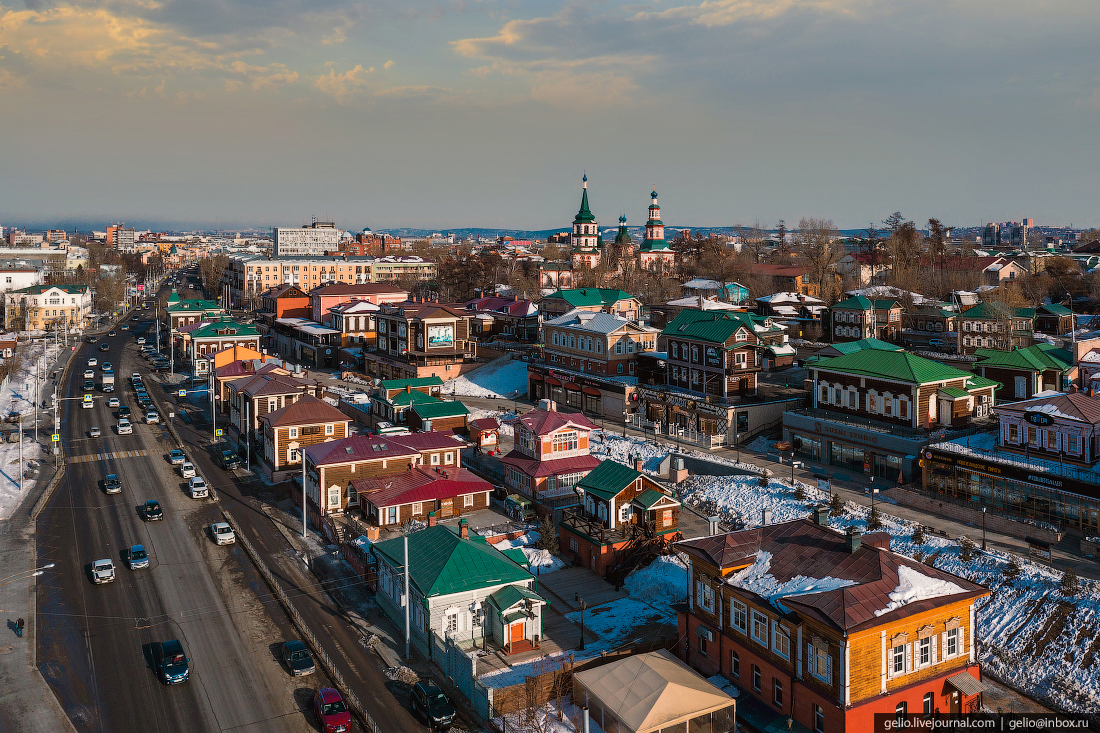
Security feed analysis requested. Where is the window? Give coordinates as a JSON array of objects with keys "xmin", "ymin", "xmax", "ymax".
[
  {"xmin": 896, "ymin": 702, "xmax": 907, "ymax": 724},
  {"xmin": 325, "ymin": 423, "xmax": 334, "ymax": 435},
  {"xmin": 731, "ymin": 600, "xmax": 747, "ymax": 632},
  {"xmin": 288, "ymin": 427, "xmax": 298, "ymax": 438},
  {"xmin": 892, "ymin": 644, "xmax": 905, "ymax": 675},
  {"xmin": 924, "ymin": 692, "xmax": 935, "ymax": 717},
  {"xmin": 773, "ymin": 623, "xmax": 790, "ymax": 659},
  {"xmin": 1028, "ymin": 426, "xmax": 1037, "ymax": 444},
  {"xmin": 444, "ymin": 451, "xmax": 454, "ymax": 464},
  {"xmin": 411, "ymin": 502, "xmax": 422, "ymax": 515},
  {"xmin": 773, "ymin": 679, "xmax": 783, "ymax": 707},
  {"xmin": 919, "ymin": 636, "xmax": 931, "ymax": 666},
  {"xmin": 1069, "ymin": 435, "xmax": 1081, "ymax": 454},
  {"xmin": 552, "ymin": 431, "xmax": 578, "ymax": 452},
  {"xmin": 813, "ymin": 704, "xmax": 825, "ymax": 733},
  {"xmin": 553, "ymin": 332, "xmax": 559, "ymax": 345},
  {"xmin": 819, "ymin": 384, "xmax": 829, "ymax": 404},
  {"xmin": 735, "ymin": 352, "xmax": 747, "ymax": 367},
  {"xmin": 1047, "ymin": 431, "xmax": 1057, "ymax": 450},
  {"xmin": 752, "ymin": 665, "xmax": 761, "ymax": 692},
  {"xmin": 616, "ymin": 342, "xmax": 623, "ymax": 354},
  {"xmin": 671, "ymin": 343, "xmax": 678, "ymax": 358},
  {"xmin": 809, "ymin": 642, "xmax": 831, "ymax": 682},
  {"xmin": 431, "ymin": 452, "xmax": 440, "ymax": 465},
  {"xmin": 617, "ymin": 363, "xmax": 623, "ymax": 374},
  {"xmin": 570, "ymin": 536, "xmax": 578, "ymax": 552},
  {"xmin": 946, "ymin": 627, "xmax": 959, "ymax": 657},
  {"xmin": 730, "ymin": 650, "xmax": 740, "ymax": 678},
  {"xmin": 464, "ymin": 494, "xmax": 474, "ymax": 507},
  {"xmin": 696, "ymin": 581, "xmax": 715, "ymax": 613},
  {"xmin": 751, "ymin": 611, "xmax": 769, "ymax": 646},
  {"xmin": 446, "ymin": 612, "xmax": 458, "ymax": 634},
  {"xmin": 698, "ymin": 634, "xmax": 708, "ymax": 656}
]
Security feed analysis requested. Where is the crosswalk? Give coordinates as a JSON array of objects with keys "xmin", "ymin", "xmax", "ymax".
[{"xmin": 68, "ymin": 449, "xmax": 149, "ymax": 464}]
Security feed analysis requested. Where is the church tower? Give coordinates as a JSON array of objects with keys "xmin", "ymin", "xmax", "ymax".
[
  {"xmin": 637, "ymin": 187, "xmax": 675, "ymax": 273},
  {"xmin": 570, "ymin": 174, "xmax": 602, "ymax": 269}
]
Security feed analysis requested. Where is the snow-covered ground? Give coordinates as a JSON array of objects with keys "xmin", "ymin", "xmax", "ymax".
[
  {"xmin": 0, "ymin": 339, "xmax": 57, "ymax": 520},
  {"xmin": 445, "ymin": 356, "xmax": 527, "ymax": 398},
  {"xmin": 468, "ymin": 407, "xmax": 515, "ymax": 436},
  {"xmin": 492, "ymin": 530, "xmax": 567, "ymax": 572},
  {"xmin": 588, "ymin": 431, "xmax": 763, "ymax": 475}
]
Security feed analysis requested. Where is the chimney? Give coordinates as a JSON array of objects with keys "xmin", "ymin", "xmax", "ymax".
[
  {"xmin": 761, "ymin": 508, "xmax": 771, "ymax": 526},
  {"xmin": 846, "ymin": 527, "xmax": 861, "ymax": 553},
  {"xmin": 812, "ymin": 505, "xmax": 829, "ymax": 526},
  {"xmin": 707, "ymin": 515, "xmax": 721, "ymax": 536},
  {"xmin": 428, "ymin": 511, "xmax": 437, "ymax": 527},
  {"xmin": 459, "ymin": 518, "xmax": 469, "ymax": 540},
  {"xmin": 406, "ymin": 385, "xmax": 412, "ymax": 393}
]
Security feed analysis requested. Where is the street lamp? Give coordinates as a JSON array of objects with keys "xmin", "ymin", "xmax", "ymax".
[
  {"xmin": 981, "ymin": 506, "xmax": 987, "ymax": 551},
  {"xmin": 577, "ymin": 596, "xmax": 588, "ymax": 651},
  {"xmin": 0, "ymin": 562, "xmax": 55, "ymax": 588}
]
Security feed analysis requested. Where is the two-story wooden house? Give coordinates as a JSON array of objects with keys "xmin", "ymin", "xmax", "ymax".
[
  {"xmin": 351, "ymin": 466, "xmax": 493, "ymax": 528},
  {"xmin": 499, "ymin": 406, "xmax": 601, "ymax": 512},
  {"xmin": 557, "ymin": 459, "xmax": 681, "ymax": 575},
  {"xmin": 303, "ymin": 432, "xmax": 466, "ymax": 525},
  {"xmin": 185, "ymin": 318, "xmax": 261, "ymax": 372},
  {"xmin": 959, "ymin": 302, "xmax": 1035, "ymax": 355},
  {"xmin": 677, "ymin": 514, "xmax": 989, "ymax": 733},
  {"xmin": 1034, "ymin": 303, "xmax": 1074, "ymax": 336},
  {"xmin": 165, "ymin": 296, "xmax": 224, "ymax": 331},
  {"xmin": 542, "ymin": 309, "xmax": 658, "ymax": 379},
  {"xmin": 537, "ymin": 288, "xmax": 641, "ymax": 321},
  {"xmin": 364, "ymin": 299, "xmax": 478, "ymax": 382},
  {"xmin": 783, "ymin": 349, "xmax": 998, "ymax": 482},
  {"xmin": 662, "ymin": 308, "xmax": 764, "ymax": 400},
  {"xmin": 902, "ymin": 306, "xmax": 958, "ymax": 348},
  {"xmin": 830, "ymin": 296, "xmax": 902, "ymax": 343},
  {"xmin": 225, "ymin": 368, "xmax": 320, "ymax": 462},
  {"xmin": 327, "ymin": 299, "xmax": 381, "ymax": 347},
  {"xmin": 260, "ymin": 394, "xmax": 351, "ymax": 480}
]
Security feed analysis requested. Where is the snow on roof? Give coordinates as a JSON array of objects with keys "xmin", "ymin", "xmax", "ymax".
[
  {"xmin": 725, "ymin": 550, "xmax": 856, "ymax": 611},
  {"xmin": 873, "ymin": 565, "xmax": 968, "ymax": 617}
]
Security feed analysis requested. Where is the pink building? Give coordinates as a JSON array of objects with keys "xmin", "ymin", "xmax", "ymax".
[{"xmin": 309, "ymin": 283, "xmax": 408, "ymax": 326}]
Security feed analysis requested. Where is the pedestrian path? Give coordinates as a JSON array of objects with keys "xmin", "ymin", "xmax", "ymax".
[{"xmin": 68, "ymin": 449, "xmax": 148, "ymax": 464}]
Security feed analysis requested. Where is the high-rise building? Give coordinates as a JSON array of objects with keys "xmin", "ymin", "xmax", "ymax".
[
  {"xmin": 273, "ymin": 220, "xmax": 340, "ymax": 257},
  {"xmin": 106, "ymin": 223, "xmax": 136, "ymax": 251}
]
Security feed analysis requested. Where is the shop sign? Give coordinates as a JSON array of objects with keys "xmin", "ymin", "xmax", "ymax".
[
  {"xmin": 705, "ymin": 347, "xmax": 721, "ymax": 367},
  {"xmin": 1024, "ymin": 411, "xmax": 1053, "ymax": 426},
  {"xmin": 927, "ymin": 448, "xmax": 1098, "ymax": 497}
]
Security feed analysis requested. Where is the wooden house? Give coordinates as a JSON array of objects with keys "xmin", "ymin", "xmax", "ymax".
[
  {"xmin": 351, "ymin": 466, "xmax": 492, "ymax": 527},
  {"xmin": 259, "ymin": 394, "xmax": 351, "ymax": 480}
]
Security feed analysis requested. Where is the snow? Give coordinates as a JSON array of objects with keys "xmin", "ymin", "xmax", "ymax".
[
  {"xmin": 873, "ymin": 565, "xmax": 968, "ymax": 617},
  {"xmin": 727, "ymin": 550, "xmax": 856, "ymax": 609},
  {"xmin": 468, "ymin": 407, "xmax": 515, "ymax": 436},
  {"xmin": 565, "ymin": 597, "xmax": 675, "ymax": 648},
  {"xmin": 492, "ymin": 530, "xmax": 566, "ymax": 572},
  {"xmin": 493, "ymin": 531, "xmax": 540, "ymax": 550},
  {"xmin": 935, "ymin": 432, "xmax": 1100, "ymax": 484},
  {"xmin": 0, "ymin": 339, "xmax": 54, "ymax": 520},
  {"xmin": 588, "ymin": 431, "xmax": 763, "ymax": 475},
  {"xmin": 444, "ymin": 356, "xmax": 528, "ymax": 398},
  {"xmin": 706, "ymin": 674, "xmax": 740, "ymax": 698}
]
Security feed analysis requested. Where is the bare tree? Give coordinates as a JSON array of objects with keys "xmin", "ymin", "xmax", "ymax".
[
  {"xmin": 793, "ymin": 218, "xmax": 843, "ymax": 303},
  {"xmin": 199, "ymin": 253, "xmax": 230, "ymax": 298},
  {"xmin": 743, "ymin": 222, "xmax": 770, "ymax": 264}
]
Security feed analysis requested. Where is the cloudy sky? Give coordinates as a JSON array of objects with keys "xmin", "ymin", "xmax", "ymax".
[{"xmin": 1, "ymin": 0, "xmax": 1098, "ymax": 231}]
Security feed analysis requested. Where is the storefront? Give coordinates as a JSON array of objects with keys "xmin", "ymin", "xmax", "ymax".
[
  {"xmin": 527, "ymin": 364, "xmax": 631, "ymax": 420},
  {"xmin": 783, "ymin": 410, "xmax": 921, "ymax": 483},
  {"xmin": 924, "ymin": 447, "xmax": 1100, "ymax": 533}
]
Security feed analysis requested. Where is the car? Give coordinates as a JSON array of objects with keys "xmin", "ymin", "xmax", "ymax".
[
  {"xmin": 411, "ymin": 680, "xmax": 456, "ymax": 730},
  {"xmin": 99, "ymin": 343, "xmax": 110, "ymax": 352},
  {"xmin": 180, "ymin": 462, "xmax": 195, "ymax": 478},
  {"xmin": 101, "ymin": 361, "xmax": 112, "ymax": 371},
  {"xmin": 89, "ymin": 426, "xmax": 101, "ymax": 438},
  {"xmin": 108, "ymin": 397, "xmax": 120, "ymax": 408},
  {"xmin": 87, "ymin": 358, "xmax": 98, "ymax": 367},
  {"xmin": 187, "ymin": 476, "xmax": 207, "ymax": 498},
  {"xmin": 280, "ymin": 640, "xmax": 315, "ymax": 677},
  {"xmin": 131, "ymin": 372, "xmax": 142, "ymax": 381},
  {"xmin": 121, "ymin": 324, "xmax": 129, "ymax": 331},
  {"xmin": 108, "ymin": 330, "xmax": 116, "ymax": 337},
  {"xmin": 83, "ymin": 380, "xmax": 95, "ymax": 391},
  {"xmin": 313, "ymin": 688, "xmax": 352, "ymax": 733},
  {"xmin": 116, "ymin": 418, "xmax": 133, "ymax": 435},
  {"xmin": 928, "ymin": 338, "xmax": 947, "ymax": 348},
  {"xmin": 219, "ymin": 450, "xmax": 241, "ymax": 470},
  {"xmin": 154, "ymin": 639, "xmax": 190, "ymax": 684},
  {"xmin": 131, "ymin": 315, "xmax": 140, "ymax": 321},
  {"xmin": 168, "ymin": 449, "xmax": 186, "ymax": 464},
  {"xmin": 86, "ymin": 335, "xmax": 97, "ymax": 343},
  {"xmin": 137, "ymin": 337, "xmax": 146, "ymax": 345},
  {"xmin": 143, "ymin": 499, "xmax": 164, "ymax": 520},
  {"xmin": 210, "ymin": 522, "xmax": 236, "ymax": 545},
  {"xmin": 118, "ymin": 405, "xmax": 131, "ymax": 418},
  {"xmin": 128, "ymin": 544, "xmax": 149, "ymax": 569},
  {"xmin": 145, "ymin": 409, "xmax": 159, "ymax": 424},
  {"xmin": 154, "ymin": 363, "xmax": 170, "ymax": 373},
  {"xmin": 104, "ymin": 474, "xmax": 122, "ymax": 493},
  {"xmin": 91, "ymin": 559, "xmax": 115, "ymax": 584},
  {"xmin": 84, "ymin": 369, "xmax": 95, "ymax": 379}
]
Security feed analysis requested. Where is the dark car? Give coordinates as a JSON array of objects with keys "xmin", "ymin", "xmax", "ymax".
[
  {"xmin": 99, "ymin": 343, "xmax": 110, "ymax": 352},
  {"xmin": 219, "ymin": 450, "xmax": 241, "ymax": 470},
  {"xmin": 144, "ymin": 499, "xmax": 163, "ymax": 521},
  {"xmin": 108, "ymin": 330, "xmax": 116, "ymax": 337},
  {"xmin": 313, "ymin": 688, "xmax": 351, "ymax": 733},
  {"xmin": 103, "ymin": 474, "xmax": 122, "ymax": 494},
  {"xmin": 85, "ymin": 335, "xmax": 97, "ymax": 343},
  {"xmin": 118, "ymin": 405, "xmax": 131, "ymax": 418},
  {"xmin": 411, "ymin": 680, "xmax": 456, "ymax": 730},
  {"xmin": 280, "ymin": 640, "xmax": 316, "ymax": 677},
  {"xmin": 154, "ymin": 363, "xmax": 170, "ymax": 373},
  {"xmin": 83, "ymin": 380, "xmax": 95, "ymax": 391},
  {"xmin": 155, "ymin": 639, "xmax": 190, "ymax": 684}
]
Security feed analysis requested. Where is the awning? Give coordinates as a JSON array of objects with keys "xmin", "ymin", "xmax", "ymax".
[
  {"xmin": 529, "ymin": 373, "xmax": 544, "ymax": 382},
  {"xmin": 945, "ymin": 671, "xmax": 988, "ymax": 698},
  {"xmin": 563, "ymin": 382, "xmax": 580, "ymax": 391},
  {"xmin": 544, "ymin": 377, "xmax": 562, "ymax": 387},
  {"xmin": 582, "ymin": 386, "xmax": 601, "ymax": 397}
]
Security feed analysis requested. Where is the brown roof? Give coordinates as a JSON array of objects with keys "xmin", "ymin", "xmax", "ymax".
[
  {"xmin": 678, "ymin": 518, "xmax": 988, "ymax": 633},
  {"xmin": 260, "ymin": 394, "xmax": 348, "ymax": 427},
  {"xmin": 307, "ymin": 434, "xmax": 419, "ymax": 466},
  {"xmin": 310, "ymin": 282, "xmax": 408, "ymax": 296},
  {"xmin": 262, "ymin": 284, "xmax": 309, "ymax": 299},
  {"xmin": 235, "ymin": 370, "xmax": 313, "ymax": 397},
  {"xmin": 754, "ymin": 264, "xmax": 808, "ymax": 277},
  {"xmin": 996, "ymin": 392, "xmax": 1100, "ymax": 424},
  {"xmin": 511, "ymin": 409, "xmax": 598, "ymax": 437}
]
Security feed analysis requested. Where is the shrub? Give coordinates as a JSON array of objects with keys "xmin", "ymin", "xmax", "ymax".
[
  {"xmin": 829, "ymin": 493, "xmax": 845, "ymax": 518},
  {"xmin": 1061, "ymin": 567, "xmax": 1080, "ymax": 597},
  {"xmin": 911, "ymin": 526, "xmax": 926, "ymax": 545},
  {"xmin": 868, "ymin": 506, "xmax": 883, "ymax": 531}
]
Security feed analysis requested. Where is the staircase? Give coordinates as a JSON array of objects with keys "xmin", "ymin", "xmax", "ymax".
[{"xmin": 604, "ymin": 530, "xmax": 683, "ymax": 589}]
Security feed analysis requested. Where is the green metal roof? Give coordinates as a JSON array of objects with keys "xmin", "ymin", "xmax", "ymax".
[
  {"xmin": 660, "ymin": 308, "xmax": 767, "ymax": 344},
  {"xmin": 499, "ymin": 548, "xmax": 529, "ymax": 568},
  {"xmin": 871, "ymin": 298, "xmax": 901, "ymax": 309},
  {"xmin": 12, "ymin": 284, "xmax": 88, "ymax": 295},
  {"xmin": 962, "ymin": 302, "xmax": 1035, "ymax": 320},
  {"xmin": 383, "ymin": 390, "xmax": 442, "ymax": 408},
  {"xmin": 632, "ymin": 488, "xmax": 673, "ymax": 510},
  {"xmin": 188, "ymin": 319, "xmax": 259, "ymax": 339},
  {"xmin": 812, "ymin": 349, "xmax": 974, "ymax": 385},
  {"xmin": 543, "ymin": 288, "xmax": 635, "ymax": 307},
  {"xmin": 487, "ymin": 584, "xmax": 544, "ymax": 613},
  {"xmin": 576, "ymin": 460, "xmax": 640, "ymax": 501},
  {"xmin": 637, "ymin": 239, "xmax": 671, "ymax": 252},
  {"xmin": 831, "ymin": 295, "xmax": 873, "ymax": 311},
  {"xmin": 824, "ymin": 338, "xmax": 904, "ymax": 356},
  {"xmin": 372, "ymin": 525, "xmax": 531, "ymax": 598},
  {"xmin": 166, "ymin": 299, "xmax": 222, "ymax": 313},
  {"xmin": 974, "ymin": 344, "xmax": 1072, "ymax": 373},
  {"xmin": 380, "ymin": 376, "xmax": 443, "ymax": 391},
  {"xmin": 1038, "ymin": 303, "xmax": 1072, "ymax": 316},
  {"xmin": 574, "ymin": 186, "xmax": 596, "ymax": 224},
  {"xmin": 411, "ymin": 400, "xmax": 470, "ymax": 419},
  {"xmin": 939, "ymin": 387, "xmax": 970, "ymax": 398},
  {"xmin": 965, "ymin": 375, "xmax": 1001, "ymax": 390}
]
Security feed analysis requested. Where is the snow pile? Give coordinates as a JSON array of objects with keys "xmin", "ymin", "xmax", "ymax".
[
  {"xmin": 589, "ymin": 432, "xmax": 762, "ymax": 475},
  {"xmin": 0, "ymin": 339, "xmax": 55, "ymax": 520},
  {"xmin": 746, "ymin": 435, "xmax": 773, "ymax": 453},
  {"xmin": 524, "ymin": 547, "xmax": 566, "ymax": 573},
  {"xmin": 874, "ymin": 565, "xmax": 968, "ymax": 617},
  {"xmin": 624, "ymin": 554, "xmax": 688, "ymax": 608},
  {"xmin": 728, "ymin": 550, "xmax": 856, "ymax": 607},
  {"xmin": 468, "ymin": 407, "xmax": 515, "ymax": 436},
  {"xmin": 493, "ymin": 531, "xmax": 540, "ymax": 550},
  {"xmin": 565, "ymin": 598, "xmax": 675, "ymax": 648},
  {"xmin": 679, "ymin": 474, "xmax": 830, "ymax": 531},
  {"xmin": 445, "ymin": 356, "xmax": 527, "ymax": 398}
]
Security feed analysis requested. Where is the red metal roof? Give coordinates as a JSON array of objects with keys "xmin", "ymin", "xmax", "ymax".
[
  {"xmin": 512, "ymin": 409, "xmax": 598, "ymax": 437},
  {"xmin": 351, "ymin": 466, "xmax": 491, "ymax": 509},
  {"xmin": 260, "ymin": 394, "xmax": 348, "ymax": 427},
  {"xmin": 498, "ymin": 451, "xmax": 601, "ymax": 477}
]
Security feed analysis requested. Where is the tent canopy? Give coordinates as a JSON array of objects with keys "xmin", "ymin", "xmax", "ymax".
[{"xmin": 573, "ymin": 649, "xmax": 735, "ymax": 733}]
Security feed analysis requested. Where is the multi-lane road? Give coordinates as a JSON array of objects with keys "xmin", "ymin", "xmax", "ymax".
[{"xmin": 35, "ymin": 315, "xmax": 327, "ymax": 732}]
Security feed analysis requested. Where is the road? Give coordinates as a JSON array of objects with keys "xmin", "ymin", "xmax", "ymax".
[{"xmin": 35, "ymin": 313, "xmax": 329, "ymax": 733}]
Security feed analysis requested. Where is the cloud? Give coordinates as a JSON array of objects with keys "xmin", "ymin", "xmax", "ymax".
[
  {"xmin": 313, "ymin": 62, "xmax": 450, "ymax": 104},
  {"xmin": 632, "ymin": 0, "xmax": 865, "ymax": 27}
]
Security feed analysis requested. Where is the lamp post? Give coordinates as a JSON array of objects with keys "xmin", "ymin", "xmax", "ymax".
[
  {"xmin": 622, "ymin": 409, "xmax": 627, "ymax": 438},
  {"xmin": 578, "ymin": 597, "xmax": 588, "ymax": 651},
  {"xmin": 0, "ymin": 562, "xmax": 55, "ymax": 588},
  {"xmin": 981, "ymin": 506, "xmax": 987, "ymax": 551}
]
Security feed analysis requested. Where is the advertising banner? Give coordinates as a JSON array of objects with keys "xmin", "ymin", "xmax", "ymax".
[{"xmin": 427, "ymin": 325, "xmax": 454, "ymax": 348}]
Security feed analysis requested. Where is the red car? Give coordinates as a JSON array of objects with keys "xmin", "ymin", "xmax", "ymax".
[{"xmin": 313, "ymin": 687, "xmax": 352, "ymax": 733}]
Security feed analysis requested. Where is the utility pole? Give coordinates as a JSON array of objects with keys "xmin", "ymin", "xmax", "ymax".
[
  {"xmin": 209, "ymin": 369, "xmax": 216, "ymax": 443},
  {"xmin": 245, "ymin": 400, "xmax": 250, "ymax": 472},
  {"xmin": 404, "ymin": 534, "xmax": 411, "ymax": 660},
  {"xmin": 301, "ymin": 452, "xmax": 307, "ymax": 539}
]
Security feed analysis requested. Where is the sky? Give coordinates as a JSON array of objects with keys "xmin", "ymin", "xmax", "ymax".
[{"xmin": 1, "ymin": 0, "xmax": 1098, "ymax": 232}]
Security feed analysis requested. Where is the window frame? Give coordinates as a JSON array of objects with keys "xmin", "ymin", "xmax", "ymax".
[{"xmin": 751, "ymin": 610, "xmax": 769, "ymax": 646}]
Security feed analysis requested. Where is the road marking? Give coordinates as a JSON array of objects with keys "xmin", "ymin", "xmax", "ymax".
[{"xmin": 68, "ymin": 450, "xmax": 148, "ymax": 464}]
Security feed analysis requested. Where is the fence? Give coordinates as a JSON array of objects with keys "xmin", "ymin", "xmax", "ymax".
[
  {"xmin": 463, "ymin": 451, "xmax": 506, "ymax": 485},
  {"xmin": 221, "ymin": 510, "xmax": 384, "ymax": 733}
]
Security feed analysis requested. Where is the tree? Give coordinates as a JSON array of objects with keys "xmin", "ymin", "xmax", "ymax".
[
  {"xmin": 882, "ymin": 211, "xmax": 905, "ymax": 234},
  {"xmin": 775, "ymin": 219, "xmax": 787, "ymax": 247},
  {"xmin": 884, "ymin": 220, "xmax": 924, "ymax": 293},
  {"xmin": 793, "ymin": 217, "xmax": 843, "ymax": 303},
  {"xmin": 1003, "ymin": 555, "xmax": 1022, "ymax": 587},
  {"xmin": 1060, "ymin": 567, "xmax": 1080, "ymax": 596},
  {"xmin": 94, "ymin": 274, "xmax": 126, "ymax": 313},
  {"xmin": 911, "ymin": 526, "xmax": 926, "ymax": 545},
  {"xmin": 540, "ymin": 242, "xmax": 566, "ymax": 263},
  {"xmin": 829, "ymin": 493, "xmax": 845, "ymax": 517},
  {"xmin": 1078, "ymin": 229, "xmax": 1100, "ymax": 246},
  {"xmin": 536, "ymin": 515, "xmax": 559, "ymax": 555},
  {"xmin": 199, "ymin": 253, "xmax": 230, "ymax": 299},
  {"xmin": 742, "ymin": 222, "xmax": 770, "ymax": 264},
  {"xmin": 868, "ymin": 506, "xmax": 883, "ymax": 530}
]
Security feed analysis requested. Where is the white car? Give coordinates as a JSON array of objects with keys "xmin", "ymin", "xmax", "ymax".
[
  {"xmin": 145, "ymin": 409, "xmax": 160, "ymax": 424},
  {"xmin": 84, "ymin": 369, "xmax": 95, "ymax": 379},
  {"xmin": 108, "ymin": 397, "xmax": 120, "ymax": 408},
  {"xmin": 210, "ymin": 523, "xmax": 235, "ymax": 545},
  {"xmin": 188, "ymin": 476, "xmax": 208, "ymax": 499},
  {"xmin": 116, "ymin": 418, "xmax": 133, "ymax": 435},
  {"xmin": 87, "ymin": 358, "xmax": 98, "ymax": 367},
  {"xmin": 91, "ymin": 559, "xmax": 115, "ymax": 584},
  {"xmin": 180, "ymin": 462, "xmax": 195, "ymax": 478},
  {"xmin": 137, "ymin": 337, "xmax": 146, "ymax": 345},
  {"xmin": 89, "ymin": 426, "xmax": 101, "ymax": 438}
]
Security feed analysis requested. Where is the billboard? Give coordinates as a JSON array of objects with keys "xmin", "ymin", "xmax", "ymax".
[{"xmin": 427, "ymin": 325, "xmax": 454, "ymax": 348}]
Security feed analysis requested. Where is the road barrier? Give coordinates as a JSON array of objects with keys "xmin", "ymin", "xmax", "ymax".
[{"xmin": 221, "ymin": 510, "xmax": 382, "ymax": 733}]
